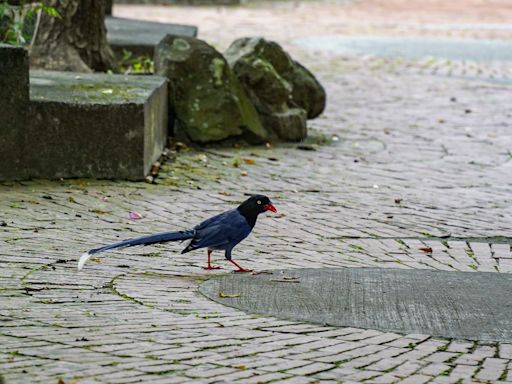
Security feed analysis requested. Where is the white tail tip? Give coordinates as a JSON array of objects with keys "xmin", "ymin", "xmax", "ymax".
[{"xmin": 78, "ymin": 251, "xmax": 93, "ymax": 270}]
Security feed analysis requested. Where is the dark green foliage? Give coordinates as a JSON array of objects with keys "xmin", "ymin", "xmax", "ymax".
[{"xmin": 0, "ymin": 1, "xmax": 59, "ymax": 46}]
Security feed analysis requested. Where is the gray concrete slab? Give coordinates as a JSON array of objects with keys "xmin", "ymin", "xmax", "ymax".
[
  {"xmin": 106, "ymin": 16, "xmax": 197, "ymax": 57},
  {"xmin": 200, "ymin": 268, "xmax": 512, "ymax": 342}
]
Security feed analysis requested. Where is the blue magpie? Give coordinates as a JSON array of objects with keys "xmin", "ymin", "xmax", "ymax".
[{"xmin": 78, "ymin": 195, "xmax": 277, "ymax": 272}]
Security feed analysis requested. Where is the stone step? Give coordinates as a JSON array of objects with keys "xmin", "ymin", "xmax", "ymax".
[
  {"xmin": 0, "ymin": 43, "xmax": 169, "ymax": 181},
  {"xmin": 28, "ymin": 70, "xmax": 168, "ymax": 180}
]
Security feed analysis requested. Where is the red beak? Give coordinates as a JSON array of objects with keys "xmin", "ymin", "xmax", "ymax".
[{"xmin": 263, "ymin": 203, "xmax": 277, "ymax": 213}]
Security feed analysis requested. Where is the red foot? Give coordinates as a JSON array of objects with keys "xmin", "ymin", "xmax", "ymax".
[
  {"xmin": 203, "ymin": 265, "xmax": 221, "ymax": 270},
  {"xmin": 228, "ymin": 259, "xmax": 252, "ymax": 273},
  {"xmin": 203, "ymin": 250, "xmax": 221, "ymax": 270}
]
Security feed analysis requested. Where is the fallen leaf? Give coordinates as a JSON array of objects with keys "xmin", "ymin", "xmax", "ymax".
[
  {"xmin": 251, "ymin": 271, "xmax": 273, "ymax": 275},
  {"xmin": 90, "ymin": 209, "xmax": 110, "ymax": 215},
  {"xmin": 196, "ymin": 154, "xmax": 208, "ymax": 163},
  {"xmin": 219, "ymin": 191, "xmax": 231, "ymax": 196},
  {"xmin": 297, "ymin": 144, "xmax": 317, "ymax": 151},
  {"xmin": 243, "ymin": 158, "xmax": 256, "ymax": 165},
  {"xmin": 419, "ymin": 247, "xmax": 433, "ymax": 253},
  {"xmin": 240, "ymin": 171, "xmax": 248, "ymax": 177},
  {"xmin": 101, "ymin": 89, "xmax": 113, "ymax": 94},
  {"xmin": 150, "ymin": 161, "xmax": 161, "ymax": 175},
  {"xmin": 270, "ymin": 279, "xmax": 300, "ymax": 283},
  {"xmin": 129, "ymin": 211, "xmax": 143, "ymax": 220},
  {"xmin": 174, "ymin": 141, "xmax": 188, "ymax": 151},
  {"xmin": 233, "ymin": 364, "xmax": 247, "ymax": 370},
  {"xmin": 219, "ymin": 292, "xmax": 240, "ymax": 298}
]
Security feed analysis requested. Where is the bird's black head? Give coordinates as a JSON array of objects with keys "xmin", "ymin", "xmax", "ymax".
[{"xmin": 237, "ymin": 195, "xmax": 277, "ymax": 227}]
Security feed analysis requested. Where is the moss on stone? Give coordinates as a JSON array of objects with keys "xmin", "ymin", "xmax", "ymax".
[
  {"xmin": 210, "ymin": 57, "xmax": 225, "ymax": 86},
  {"xmin": 30, "ymin": 70, "xmax": 166, "ymax": 105}
]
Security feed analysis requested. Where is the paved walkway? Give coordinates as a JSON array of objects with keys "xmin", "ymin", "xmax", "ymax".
[{"xmin": 1, "ymin": 0, "xmax": 512, "ymax": 383}]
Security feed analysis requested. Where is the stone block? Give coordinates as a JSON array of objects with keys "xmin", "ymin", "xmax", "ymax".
[
  {"xmin": 27, "ymin": 71, "xmax": 168, "ymax": 180},
  {"xmin": 106, "ymin": 16, "xmax": 198, "ymax": 57},
  {"xmin": 0, "ymin": 44, "xmax": 29, "ymax": 180}
]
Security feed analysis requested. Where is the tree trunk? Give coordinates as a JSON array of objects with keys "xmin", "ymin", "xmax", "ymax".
[
  {"xmin": 105, "ymin": 0, "xmax": 113, "ymax": 16},
  {"xmin": 30, "ymin": 0, "xmax": 117, "ymax": 73}
]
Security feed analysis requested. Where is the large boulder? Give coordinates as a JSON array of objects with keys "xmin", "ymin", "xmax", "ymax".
[
  {"xmin": 225, "ymin": 37, "xmax": 326, "ymax": 141},
  {"xmin": 154, "ymin": 35, "xmax": 270, "ymax": 144}
]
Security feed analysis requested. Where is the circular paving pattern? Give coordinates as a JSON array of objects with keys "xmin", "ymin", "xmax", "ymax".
[{"xmin": 200, "ymin": 267, "xmax": 512, "ymax": 342}]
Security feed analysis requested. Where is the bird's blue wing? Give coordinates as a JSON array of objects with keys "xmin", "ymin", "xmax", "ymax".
[
  {"xmin": 194, "ymin": 210, "xmax": 232, "ymax": 231},
  {"xmin": 184, "ymin": 210, "xmax": 252, "ymax": 252}
]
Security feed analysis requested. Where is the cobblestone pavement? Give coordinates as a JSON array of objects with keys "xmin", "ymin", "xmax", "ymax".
[{"xmin": 2, "ymin": 1, "xmax": 512, "ymax": 383}]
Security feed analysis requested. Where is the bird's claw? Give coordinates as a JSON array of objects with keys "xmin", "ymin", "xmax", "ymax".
[
  {"xmin": 233, "ymin": 268, "xmax": 253, "ymax": 273},
  {"xmin": 203, "ymin": 265, "xmax": 221, "ymax": 270}
]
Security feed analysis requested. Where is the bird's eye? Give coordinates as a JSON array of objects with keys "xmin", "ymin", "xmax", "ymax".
[{"xmin": 257, "ymin": 200, "xmax": 261, "ymax": 205}]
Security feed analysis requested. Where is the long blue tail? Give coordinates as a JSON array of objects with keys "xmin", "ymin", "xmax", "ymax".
[{"xmin": 78, "ymin": 230, "xmax": 195, "ymax": 270}]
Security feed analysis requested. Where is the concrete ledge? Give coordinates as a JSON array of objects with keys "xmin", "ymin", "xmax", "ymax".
[
  {"xmin": 106, "ymin": 16, "xmax": 198, "ymax": 57},
  {"xmin": 26, "ymin": 71, "xmax": 168, "ymax": 180}
]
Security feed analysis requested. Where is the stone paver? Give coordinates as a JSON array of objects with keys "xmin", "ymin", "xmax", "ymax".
[{"xmin": 1, "ymin": 0, "xmax": 512, "ymax": 383}]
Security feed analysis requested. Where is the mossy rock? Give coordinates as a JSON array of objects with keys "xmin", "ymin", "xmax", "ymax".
[
  {"xmin": 230, "ymin": 56, "xmax": 291, "ymax": 114},
  {"xmin": 154, "ymin": 35, "xmax": 270, "ymax": 144},
  {"xmin": 226, "ymin": 37, "xmax": 326, "ymax": 121},
  {"xmin": 225, "ymin": 38, "xmax": 318, "ymax": 141},
  {"xmin": 261, "ymin": 108, "xmax": 307, "ymax": 142},
  {"xmin": 285, "ymin": 60, "xmax": 326, "ymax": 119},
  {"xmin": 225, "ymin": 37, "xmax": 294, "ymax": 75}
]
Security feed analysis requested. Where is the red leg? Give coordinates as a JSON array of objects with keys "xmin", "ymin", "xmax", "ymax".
[
  {"xmin": 203, "ymin": 249, "xmax": 221, "ymax": 270},
  {"xmin": 229, "ymin": 259, "xmax": 252, "ymax": 273}
]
